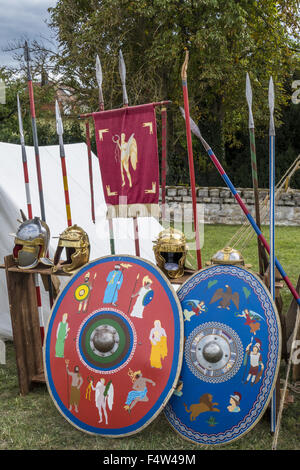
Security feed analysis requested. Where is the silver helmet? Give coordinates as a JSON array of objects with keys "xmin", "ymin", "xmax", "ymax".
[{"xmin": 13, "ymin": 216, "xmax": 53, "ymax": 269}]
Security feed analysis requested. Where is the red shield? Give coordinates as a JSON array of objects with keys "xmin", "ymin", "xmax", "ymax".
[{"xmin": 44, "ymin": 255, "xmax": 183, "ymax": 436}]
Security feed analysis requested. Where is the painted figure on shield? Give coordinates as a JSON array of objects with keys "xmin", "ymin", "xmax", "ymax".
[
  {"xmin": 90, "ymin": 378, "xmax": 114, "ymax": 424},
  {"xmin": 75, "ymin": 271, "xmax": 96, "ymax": 313},
  {"xmin": 149, "ymin": 320, "xmax": 168, "ymax": 369},
  {"xmin": 124, "ymin": 369, "xmax": 156, "ymax": 413},
  {"xmin": 103, "ymin": 264, "xmax": 124, "ymax": 306},
  {"xmin": 65, "ymin": 360, "xmax": 84, "ymax": 413},
  {"xmin": 130, "ymin": 275, "xmax": 153, "ymax": 319},
  {"xmin": 55, "ymin": 313, "xmax": 70, "ymax": 358},
  {"xmin": 236, "ymin": 308, "xmax": 263, "ymax": 335},
  {"xmin": 227, "ymin": 392, "xmax": 241, "ymax": 413},
  {"xmin": 244, "ymin": 339, "xmax": 264, "ymax": 385}
]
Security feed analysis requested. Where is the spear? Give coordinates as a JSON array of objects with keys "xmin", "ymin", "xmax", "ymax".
[
  {"xmin": 17, "ymin": 93, "xmax": 33, "ymax": 219},
  {"xmin": 24, "ymin": 40, "xmax": 46, "ymax": 223},
  {"xmin": 268, "ymin": 77, "xmax": 276, "ymax": 303},
  {"xmin": 17, "ymin": 93, "xmax": 45, "ymax": 342},
  {"xmin": 24, "ymin": 40, "xmax": 53, "ymax": 307},
  {"xmin": 246, "ymin": 73, "xmax": 268, "ymax": 275},
  {"xmin": 119, "ymin": 49, "xmax": 140, "ymax": 256},
  {"xmin": 95, "ymin": 53, "xmax": 115, "ymax": 252},
  {"xmin": 55, "ymin": 100, "xmax": 72, "ymax": 227},
  {"xmin": 83, "ymin": 54, "xmax": 103, "ymax": 225},
  {"xmin": 180, "ymin": 107, "xmax": 300, "ymax": 307},
  {"xmin": 181, "ymin": 50, "xmax": 202, "ymax": 270},
  {"xmin": 268, "ymin": 76, "xmax": 277, "ymax": 434}
]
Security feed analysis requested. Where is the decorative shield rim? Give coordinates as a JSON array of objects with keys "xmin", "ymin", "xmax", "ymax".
[
  {"xmin": 43, "ymin": 254, "xmax": 184, "ymax": 438},
  {"xmin": 164, "ymin": 264, "xmax": 282, "ymax": 446}
]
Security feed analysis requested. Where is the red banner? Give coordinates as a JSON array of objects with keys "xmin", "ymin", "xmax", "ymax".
[{"xmin": 93, "ymin": 104, "xmax": 160, "ymax": 218}]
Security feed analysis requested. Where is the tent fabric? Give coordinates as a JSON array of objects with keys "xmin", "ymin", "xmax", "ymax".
[{"xmin": 0, "ymin": 142, "xmax": 163, "ymax": 339}]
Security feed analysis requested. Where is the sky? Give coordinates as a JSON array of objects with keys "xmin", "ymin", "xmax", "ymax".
[{"xmin": 0, "ymin": 0, "xmax": 58, "ymax": 67}]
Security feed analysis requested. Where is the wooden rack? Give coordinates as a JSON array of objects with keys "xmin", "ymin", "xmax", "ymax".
[{"xmin": 4, "ymin": 255, "xmax": 69, "ymax": 395}]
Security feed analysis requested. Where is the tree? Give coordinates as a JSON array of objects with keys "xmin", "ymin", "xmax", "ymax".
[{"xmin": 47, "ymin": 0, "xmax": 299, "ymax": 185}]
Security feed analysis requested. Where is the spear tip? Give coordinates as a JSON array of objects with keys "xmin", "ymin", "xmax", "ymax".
[
  {"xmin": 245, "ymin": 72, "xmax": 252, "ymax": 101},
  {"xmin": 24, "ymin": 40, "xmax": 30, "ymax": 62},
  {"xmin": 246, "ymin": 72, "xmax": 255, "ymax": 129},
  {"xmin": 55, "ymin": 100, "xmax": 63, "ymax": 136},
  {"xmin": 95, "ymin": 54, "xmax": 102, "ymax": 86},
  {"xmin": 268, "ymin": 76, "xmax": 275, "ymax": 135},
  {"xmin": 181, "ymin": 49, "xmax": 189, "ymax": 81},
  {"xmin": 268, "ymin": 76, "xmax": 275, "ymax": 110}
]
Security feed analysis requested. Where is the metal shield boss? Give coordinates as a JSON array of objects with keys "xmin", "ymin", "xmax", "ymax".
[
  {"xmin": 164, "ymin": 265, "xmax": 281, "ymax": 445},
  {"xmin": 44, "ymin": 255, "xmax": 183, "ymax": 437}
]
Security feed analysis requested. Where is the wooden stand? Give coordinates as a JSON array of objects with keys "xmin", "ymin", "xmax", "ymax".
[{"xmin": 4, "ymin": 255, "xmax": 68, "ymax": 395}]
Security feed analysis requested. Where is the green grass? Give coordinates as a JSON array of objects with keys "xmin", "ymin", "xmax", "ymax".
[{"xmin": 0, "ymin": 224, "xmax": 299, "ymax": 451}]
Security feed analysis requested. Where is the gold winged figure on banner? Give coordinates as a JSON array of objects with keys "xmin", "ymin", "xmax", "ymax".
[{"xmin": 113, "ymin": 132, "xmax": 138, "ymax": 187}]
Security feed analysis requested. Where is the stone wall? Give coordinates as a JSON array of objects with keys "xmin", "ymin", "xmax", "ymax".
[{"xmin": 160, "ymin": 186, "xmax": 300, "ymax": 226}]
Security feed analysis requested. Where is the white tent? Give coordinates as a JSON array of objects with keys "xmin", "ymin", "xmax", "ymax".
[{"xmin": 0, "ymin": 141, "xmax": 163, "ymax": 339}]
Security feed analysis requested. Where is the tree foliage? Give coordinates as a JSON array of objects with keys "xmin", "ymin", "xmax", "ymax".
[
  {"xmin": 46, "ymin": 0, "xmax": 300, "ymax": 186},
  {"xmin": 1, "ymin": 1, "xmax": 299, "ymax": 188}
]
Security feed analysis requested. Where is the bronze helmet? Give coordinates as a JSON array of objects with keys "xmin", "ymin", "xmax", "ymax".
[
  {"xmin": 153, "ymin": 227, "xmax": 187, "ymax": 279},
  {"xmin": 53, "ymin": 224, "xmax": 90, "ymax": 274}
]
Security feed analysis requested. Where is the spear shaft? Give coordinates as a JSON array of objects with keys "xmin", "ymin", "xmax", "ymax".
[
  {"xmin": 269, "ymin": 76, "xmax": 277, "ymax": 434},
  {"xmin": 161, "ymin": 107, "xmax": 167, "ymax": 220},
  {"xmin": 96, "ymin": 53, "xmax": 115, "ymax": 253},
  {"xmin": 24, "ymin": 41, "xmax": 46, "ymax": 222},
  {"xmin": 181, "ymin": 110, "xmax": 300, "ymax": 307},
  {"xmin": 269, "ymin": 77, "xmax": 276, "ymax": 302},
  {"xmin": 181, "ymin": 50, "xmax": 202, "ymax": 270},
  {"xmin": 55, "ymin": 100, "xmax": 72, "ymax": 227},
  {"xmin": 246, "ymin": 73, "xmax": 268, "ymax": 275},
  {"xmin": 24, "ymin": 41, "xmax": 53, "ymax": 307},
  {"xmin": 119, "ymin": 49, "xmax": 140, "ymax": 257},
  {"xmin": 17, "ymin": 93, "xmax": 45, "ymax": 341},
  {"xmin": 85, "ymin": 120, "xmax": 96, "ymax": 224},
  {"xmin": 17, "ymin": 93, "xmax": 33, "ymax": 219}
]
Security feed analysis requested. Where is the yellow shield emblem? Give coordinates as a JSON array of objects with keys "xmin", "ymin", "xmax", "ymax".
[{"xmin": 74, "ymin": 284, "xmax": 90, "ymax": 302}]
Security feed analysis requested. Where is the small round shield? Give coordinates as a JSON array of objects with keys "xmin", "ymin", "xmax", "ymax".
[
  {"xmin": 164, "ymin": 265, "xmax": 281, "ymax": 446},
  {"xmin": 74, "ymin": 284, "xmax": 90, "ymax": 302},
  {"xmin": 142, "ymin": 289, "xmax": 154, "ymax": 306},
  {"xmin": 44, "ymin": 255, "xmax": 183, "ymax": 437}
]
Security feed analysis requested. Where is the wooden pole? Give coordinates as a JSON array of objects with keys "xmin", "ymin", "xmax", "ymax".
[
  {"xmin": 161, "ymin": 107, "xmax": 167, "ymax": 221},
  {"xmin": 56, "ymin": 100, "xmax": 72, "ymax": 227},
  {"xmin": 181, "ymin": 50, "xmax": 202, "ymax": 270},
  {"xmin": 269, "ymin": 76, "xmax": 277, "ymax": 434},
  {"xmin": 17, "ymin": 93, "xmax": 45, "ymax": 343},
  {"xmin": 24, "ymin": 41, "xmax": 54, "ymax": 308},
  {"xmin": 246, "ymin": 73, "xmax": 269, "ymax": 275},
  {"xmin": 85, "ymin": 121, "xmax": 96, "ymax": 224}
]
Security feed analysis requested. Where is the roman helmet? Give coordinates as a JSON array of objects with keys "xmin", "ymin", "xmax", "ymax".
[
  {"xmin": 153, "ymin": 227, "xmax": 187, "ymax": 279},
  {"xmin": 53, "ymin": 224, "xmax": 90, "ymax": 274},
  {"xmin": 12, "ymin": 216, "xmax": 53, "ymax": 269},
  {"xmin": 206, "ymin": 246, "xmax": 251, "ymax": 268}
]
